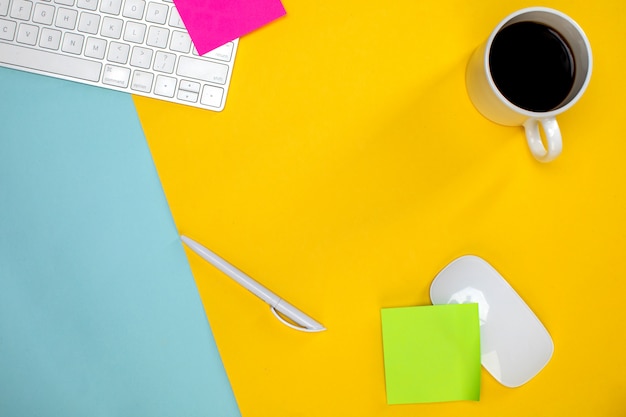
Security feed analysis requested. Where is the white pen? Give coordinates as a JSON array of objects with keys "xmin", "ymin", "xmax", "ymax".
[{"xmin": 181, "ymin": 235, "xmax": 326, "ymax": 333}]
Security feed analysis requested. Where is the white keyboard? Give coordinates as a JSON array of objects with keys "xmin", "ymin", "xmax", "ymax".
[{"xmin": 0, "ymin": 0, "xmax": 238, "ymax": 111}]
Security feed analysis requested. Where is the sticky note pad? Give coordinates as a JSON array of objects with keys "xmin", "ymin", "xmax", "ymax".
[
  {"xmin": 380, "ymin": 304, "xmax": 481, "ymax": 404},
  {"xmin": 173, "ymin": 0, "xmax": 287, "ymax": 55}
]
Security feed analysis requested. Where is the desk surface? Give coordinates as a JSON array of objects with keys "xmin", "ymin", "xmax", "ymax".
[{"xmin": 135, "ymin": 0, "xmax": 626, "ymax": 415}]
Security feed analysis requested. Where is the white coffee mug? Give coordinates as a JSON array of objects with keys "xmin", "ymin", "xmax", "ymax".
[{"xmin": 466, "ymin": 7, "xmax": 592, "ymax": 162}]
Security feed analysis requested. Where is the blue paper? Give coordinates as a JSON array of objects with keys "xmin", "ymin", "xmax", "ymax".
[{"xmin": 0, "ymin": 67, "xmax": 240, "ymax": 417}]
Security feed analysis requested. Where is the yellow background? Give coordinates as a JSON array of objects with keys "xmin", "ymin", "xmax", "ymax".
[{"xmin": 134, "ymin": 0, "xmax": 626, "ymax": 415}]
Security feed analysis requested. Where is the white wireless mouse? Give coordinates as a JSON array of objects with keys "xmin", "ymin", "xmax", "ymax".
[{"xmin": 430, "ymin": 255, "xmax": 554, "ymax": 388}]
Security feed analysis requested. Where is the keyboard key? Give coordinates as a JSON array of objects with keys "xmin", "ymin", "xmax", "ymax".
[
  {"xmin": 179, "ymin": 79, "xmax": 200, "ymax": 93},
  {"xmin": 130, "ymin": 46, "xmax": 153, "ymax": 68},
  {"xmin": 40, "ymin": 27, "xmax": 62, "ymax": 49},
  {"xmin": 55, "ymin": 0, "xmax": 76, "ymax": 6},
  {"xmin": 100, "ymin": 0, "xmax": 122, "ymax": 15},
  {"xmin": 168, "ymin": 7, "xmax": 184, "ymax": 28},
  {"xmin": 177, "ymin": 56, "xmax": 228, "ymax": 84},
  {"xmin": 78, "ymin": 12, "xmax": 100, "ymax": 34},
  {"xmin": 0, "ymin": 0, "xmax": 9, "ymax": 17},
  {"xmin": 145, "ymin": 2, "xmax": 167, "ymax": 24},
  {"xmin": 32, "ymin": 3, "xmax": 55, "ymax": 25},
  {"xmin": 0, "ymin": 42, "xmax": 102, "ymax": 82},
  {"xmin": 10, "ymin": 0, "xmax": 33, "ymax": 20},
  {"xmin": 55, "ymin": 7, "xmax": 78, "ymax": 30},
  {"xmin": 102, "ymin": 64, "xmax": 130, "ymax": 87},
  {"xmin": 205, "ymin": 42, "xmax": 234, "ymax": 62},
  {"xmin": 131, "ymin": 70, "xmax": 153, "ymax": 92},
  {"xmin": 146, "ymin": 25, "xmax": 168, "ymax": 48},
  {"xmin": 122, "ymin": 0, "xmax": 145, "ymax": 19},
  {"xmin": 84, "ymin": 36, "xmax": 107, "ymax": 59},
  {"xmin": 16, "ymin": 23, "xmax": 38, "ymax": 45},
  {"xmin": 123, "ymin": 21, "xmax": 146, "ymax": 43},
  {"xmin": 177, "ymin": 89, "xmax": 198, "ymax": 103},
  {"xmin": 101, "ymin": 15, "xmax": 122, "ymax": 38},
  {"xmin": 170, "ymin": 30, "xmax": 191, "ymax": 53},
  {"xmin": 200, "ymin": 85, "xmax": 224, "ymax": 108},
  {"xmin": 107, "ymin": 41, "xmax": 130, "ymax": 64},
  {"xmin": 0, "ymin": 18, "xmax": 16, "ymax": 40},
  {"xmin": 62, "ymin": 32, "xmax": 84, "ymax": 54},
  {"xmin": 154, "ymin": 74, "xmax": 176, "ymax": 97},
  {"xmin": 153, "ymin": 50, "xmax": 175, "ymax": 73},
  {"xmin": 77, "ymin": 0, "xmax": 98, "ymax": 11}
]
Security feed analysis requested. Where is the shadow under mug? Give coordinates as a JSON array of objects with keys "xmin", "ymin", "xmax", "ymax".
[{"xmin": 466, "ymin": 7, "xmax": 592, "ymax": 162}]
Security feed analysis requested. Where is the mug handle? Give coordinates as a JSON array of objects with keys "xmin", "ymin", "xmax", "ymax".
[{"xmin": 523, "ymin": 117, "xmax": 562, "ymax": 163}]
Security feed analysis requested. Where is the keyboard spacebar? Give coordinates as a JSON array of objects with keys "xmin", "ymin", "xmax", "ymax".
[{"xmin": 0, "ymin": 43, "xmax": 102, "ymax": 82}]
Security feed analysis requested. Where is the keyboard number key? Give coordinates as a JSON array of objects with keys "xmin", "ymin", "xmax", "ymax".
[
  {"xmin": 200, "ymin": 85, "xmax": 224, "ymax": 108},
  {"xmin": 131, "ymin": 70, "xmax": 153, "ymax": 93},
  {"xmin": 154, "ymin": 75, "xmax": 176, "ymax": 97},
  {"xmin": 102, "ymin": 64, "xmax": 130, "ymax": 88},
  {"xmin": 0, "ymin": 18, "xmax": 16, "ymax": 40}
]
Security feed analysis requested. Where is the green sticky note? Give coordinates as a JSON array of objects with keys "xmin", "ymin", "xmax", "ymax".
[{"xmin": 381, "ymin": 304, "xmax": 481, "ymax": 404}]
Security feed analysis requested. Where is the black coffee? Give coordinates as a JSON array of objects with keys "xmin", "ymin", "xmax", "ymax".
[{"xmin": 489, "ymin": 21, "xmax": 575, "ymax": 112}]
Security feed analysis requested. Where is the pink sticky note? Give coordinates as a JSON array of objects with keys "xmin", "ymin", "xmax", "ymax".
[{"xmin": 173, "ymin": 0, "xmax": 287, "ymax": 55}]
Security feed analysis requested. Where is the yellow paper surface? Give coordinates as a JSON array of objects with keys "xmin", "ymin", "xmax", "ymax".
[{"xmin": 134, "ymin": 0, "xmax": 626, "ymax": 415}]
